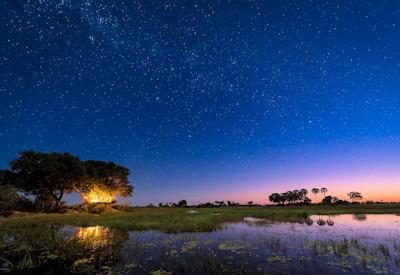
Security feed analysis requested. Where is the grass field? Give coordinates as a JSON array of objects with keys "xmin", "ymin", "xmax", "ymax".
[{"xmin": 2, "ymin": 204, "xmax": 400, "ymax": 232}]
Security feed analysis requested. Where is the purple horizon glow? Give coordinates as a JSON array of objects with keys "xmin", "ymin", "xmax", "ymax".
[{"xmin": 110, "ymin": 139, "xmax": 400, "ymax": 206}]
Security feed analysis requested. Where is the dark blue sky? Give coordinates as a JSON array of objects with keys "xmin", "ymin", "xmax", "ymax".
[{"xmin": 1, "ymin": 0, "xmax": 400, "ymax": 204}]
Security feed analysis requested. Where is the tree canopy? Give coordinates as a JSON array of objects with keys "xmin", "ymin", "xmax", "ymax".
[
  {"xmin": 0, "ymin": 150, "xmax": 134, "ymax": 211},
  {"xmin": 75, "ymin": 160, "xmax": 133, "ymax": 203},
  {"xmin": 7, "ymin": 151, "xmax": 84, "ymax": 210},
  {"xmin": 348, "ymin": 191, "xmax": 363, "ymax": 202},
  {"xmin": 268, "ymin": 189, "xmax": 311, "ymax": 205}
]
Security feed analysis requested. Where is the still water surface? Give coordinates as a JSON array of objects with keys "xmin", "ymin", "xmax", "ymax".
[{"xmin": 1, "ymin": 214, "xmax": 400, "ymax": 274}]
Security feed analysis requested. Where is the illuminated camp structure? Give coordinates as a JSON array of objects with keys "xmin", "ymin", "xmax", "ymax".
[{"xmin": 82, "ymin": 185, "xmax": 116, "ymax": 204}]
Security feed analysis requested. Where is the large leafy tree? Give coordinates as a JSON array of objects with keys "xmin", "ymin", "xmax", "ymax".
[
  {"xmin": 9, "ymin": 150, "xmax": 84, "ymax": 211},
  {"xmin": 1, "ymin": 151, "xmax": 134, "ymax": 210},
  {"xmin": 268, "ymin": 189, "xmax": 311, "ymax": 205},
  {"xmin": 75, "ymin": 160, "xmax": 133, "ymax": 202}
]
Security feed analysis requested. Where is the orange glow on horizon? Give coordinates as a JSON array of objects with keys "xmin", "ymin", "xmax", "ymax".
[{"xmin": 191, "ymin": 179, "xmax": 400, "ymax": 205}]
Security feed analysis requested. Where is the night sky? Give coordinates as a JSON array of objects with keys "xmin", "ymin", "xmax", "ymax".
[{"xmin": 1, "ymin": 0, "xmax": 400, "ymax": 205}]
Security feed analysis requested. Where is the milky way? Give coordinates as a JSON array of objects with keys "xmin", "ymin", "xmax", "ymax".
[{"xmin": 1, "ymin": 1, "xmax": 400, "ymax": 204}]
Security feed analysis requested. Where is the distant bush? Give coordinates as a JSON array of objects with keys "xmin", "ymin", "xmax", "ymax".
[
  {"xmin": 112, "ymin": 203, "xmax": 134, "ymax": 212},
  {"xmin": 334, "ymin": 199, "xmax": 350, "ymax": 205},
  {"xmin": 197, "ymin": 202, "xmax": 215, "ymax": 208},
  {"xmin": 87, "ymin": 203, "xmax": 107, "ymax": 214},
  {"xmin": 17, "ymin": 197, "xmax": 36, "ymax": 212},
  {"xmin": 178, "ymin": 200, "xmax": 187, "ymax": 207}
]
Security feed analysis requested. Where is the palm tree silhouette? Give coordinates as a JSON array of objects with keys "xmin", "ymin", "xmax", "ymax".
[
  {"xmin": 320, "ymin": 187, "xmax": 328, "ymax": 198},
  {"xmin": 311, "ymin": 188, "xmax": 320, "ymax": 203}
]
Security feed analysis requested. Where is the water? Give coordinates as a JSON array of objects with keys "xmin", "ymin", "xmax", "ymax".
[{"xmin": 1, "ymin": 214, "xmax": 400, "ymax": 274}]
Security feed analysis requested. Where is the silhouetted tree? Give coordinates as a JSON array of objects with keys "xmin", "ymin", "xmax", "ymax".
[
  {"xmin": 1, "ymin": 151, "xmax": 134, "ymax": 211},
  {"xmin": 299, "ymin": 189, "xmax": 310, "ymax": 204},
  {"xmin": 178, "ymin": 200, "xmax": 187, "ymax": 207},
  {"xmin": 8, "ymin": 151, "xmax": 84, "ymax": 211},
  {"xmin": 311, "ymin": 188, "xmax": 320, "ymax": 202},
  {"xmin": 227, "ymin": 200, "xmax": 239, "ymax": 206},
  {"xmin": 320, "ymin": 187, "xmax": 328, "ymax": 197},
  {"xmin": 269, "ymin": 189, "xmax": 310, "ymax": 205},
  {"xmin": 269, "ymin": 193, "xmax": 282, "ymax": 204},
  {"xmin": 347, "ymin": 192, "xmax": 363, "ymax": 202},
  {"xmin": 321, "ymin": 195, "xmax": 338, "ymax": 205},
  {"xmin": 76, "ymin": 160, "xmax": 133, "ymax": 202},
  {"xmin": 303, "ymin": 197, "xmax": 312, "ymax": 205},
  {"xmin": 197, "ymin": 202, "xmax": 215, "ymax": 207}
]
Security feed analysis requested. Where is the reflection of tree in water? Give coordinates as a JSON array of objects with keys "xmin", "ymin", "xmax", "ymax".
[
  {"xmin": 353, "ymin": 214, "xmax": 367, "ymax": 221},
  {"xmin": 0, "ymin": 225, "xmax": 128, "ymax": 273},
  {"xmin": 306, "ymin": 216, "xmax": 335, "ymax": 226},
  {"xmin": 306, "ymin": 218, "xmax": 314, "ymax": 226}
]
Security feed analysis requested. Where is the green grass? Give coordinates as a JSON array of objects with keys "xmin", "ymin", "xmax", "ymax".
[{"xmin": 2, "ymin": 204, "xmax": 400, "ymax": 232}]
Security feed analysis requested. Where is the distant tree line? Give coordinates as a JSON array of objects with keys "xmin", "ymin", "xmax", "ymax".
[
  {"xmin": 0, "ymin": 150, "xmax": 133, "ymax": 215},
  {"xmin": 158, "ymin": 200, "xmax": 188, "ymax": 208},
  {"xmin": 268, "ymin": 189, "xmax": 311, "ymax": 205},
  {"xmin": 268, "ymin": 187, "xmax": 364, "ymax": 206},
  {"xmin": 155, "ymin": 200, "xmax": 259, "ymax": 208},
  {"xmin": 156, "ymin": 190, "xmax": 366, "ymax": 208}
]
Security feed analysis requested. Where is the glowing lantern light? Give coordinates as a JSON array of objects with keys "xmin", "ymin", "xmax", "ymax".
[{"xmin": 82, "ymin": 185, "xmax": 116, "ymax": 204}]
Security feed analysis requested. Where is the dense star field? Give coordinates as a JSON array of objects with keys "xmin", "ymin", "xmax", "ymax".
[{"xmin": 1, "ymin": 0, "xmax": 400, "ymax": 205}]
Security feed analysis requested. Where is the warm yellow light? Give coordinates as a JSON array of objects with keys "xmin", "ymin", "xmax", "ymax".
[
  {"xmin": 75, "ymin": 226, "xmax": 111, "ymax": 248},
  {"xmin": 83, "ymin": 186, "xmax": 115, "ymax": 204},
  {"xmin": 77, "ymin": 225, "xmax": 107, "ymax": 239}
]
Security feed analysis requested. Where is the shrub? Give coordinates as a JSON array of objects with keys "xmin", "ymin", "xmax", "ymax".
[
  {"xmin": 87, "ymin": 203, "xmax": 107, "ymax": 214},
  {"xmin": 0, "ymin": 185, "xmax": 19, "ymax": 216}
]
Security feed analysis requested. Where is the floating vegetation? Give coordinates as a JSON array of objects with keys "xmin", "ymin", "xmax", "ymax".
[
  {"xmin": 218, "ymin": 242, "xmax": 246, "ymax": 251},
  {"xmin": 267, "ymin": 255, "xmax": 292, "ymax": 263},
  {"xmin": 181, "ymin": 240, "xmax": 200, "ymax": 253},
  {"xmin": 2, "ymin": 214, "xmax": 400, "ymax": 274},
  {"xmin": 151, "ymin": 269, "xmax": 173, "ymax": 275}
]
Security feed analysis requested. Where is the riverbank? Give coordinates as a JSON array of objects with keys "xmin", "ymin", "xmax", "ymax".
[{"xmin": 2, "ymin": 204, "xmax": 400, "ymax": 232}]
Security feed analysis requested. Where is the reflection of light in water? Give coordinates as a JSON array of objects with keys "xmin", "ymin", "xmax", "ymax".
[
  {"xmin": 83, "ymin": 186, "xmax": 115, "ymax": 204},
  {"xmin": 75, "ymin": 226, "xmax": 111, "ymax": 248}
]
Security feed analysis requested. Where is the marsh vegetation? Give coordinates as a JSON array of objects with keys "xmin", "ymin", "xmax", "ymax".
[
  {"xmin": 2, "ymin": 151, "xmax": 400, "ymax": 274},
  {"xmin": 2, "ymin": 214, "xmax": 400, "ymax": 274}
]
